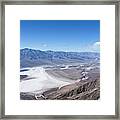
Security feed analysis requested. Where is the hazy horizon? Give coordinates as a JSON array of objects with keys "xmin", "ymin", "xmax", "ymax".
[
  {"xmin": 21, "ymin": 47, "xmax": 100, "ymax": 53},
  {"xmin": 20, "ymin": 20, "xmax": 100, "ymax": 52}
]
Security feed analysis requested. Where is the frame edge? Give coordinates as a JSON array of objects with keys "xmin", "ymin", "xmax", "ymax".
[{"xmin": 0, "ymin": 0, "xmax": 119, "ymax": 119}]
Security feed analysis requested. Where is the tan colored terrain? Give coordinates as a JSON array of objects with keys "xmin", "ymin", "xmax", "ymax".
[{"xmin": 20, "ymin": 79, "xmax": 100, "ymax": 100}]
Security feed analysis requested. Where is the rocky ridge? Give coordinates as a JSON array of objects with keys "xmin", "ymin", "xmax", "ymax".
[{"xmin": 20, "ymin": 78, "xmax": 100, "ymax": 100}]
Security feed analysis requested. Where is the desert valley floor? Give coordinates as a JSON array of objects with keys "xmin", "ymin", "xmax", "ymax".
[{"xmin": 20, "ymin": 63, "xmax": 100, "ymax": 100}]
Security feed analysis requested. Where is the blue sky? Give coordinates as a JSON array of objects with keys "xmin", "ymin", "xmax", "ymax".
[{"xmin": 20, "ymin": 20, "xmax": 100, "ymax": 52}]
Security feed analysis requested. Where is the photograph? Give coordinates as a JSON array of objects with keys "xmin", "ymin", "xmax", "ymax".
[
  {"xmin": 2, "ymin": 1, "xmax": 118, "ymax": 118},
  {"xmin": 20, "ymin": 20, "xmax": 100, "ymax": 100}
]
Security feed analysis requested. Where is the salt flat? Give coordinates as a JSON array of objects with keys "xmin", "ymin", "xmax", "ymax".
[{"xmin": 20, "ymin": 67, "xmax": 73, "ymax": 93}]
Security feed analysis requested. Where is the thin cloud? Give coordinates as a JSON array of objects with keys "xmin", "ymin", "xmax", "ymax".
[
  {"xmin": 42, "ymin": 44, "xmax": 47, "ymax": 47},
  {"xmin": 92, "ymin": 41, "xmax": 100, "ymax": 52},
  {"xmin": 93, "ymin": 42, "xmax": 100, "ymax": 46}
]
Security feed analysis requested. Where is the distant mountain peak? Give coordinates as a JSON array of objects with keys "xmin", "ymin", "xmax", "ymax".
[{"xmin": 20, "ymin": 48, "xmax": 100, "ymax": 68}]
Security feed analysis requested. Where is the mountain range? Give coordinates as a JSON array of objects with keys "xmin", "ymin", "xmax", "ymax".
[{"xmin": 20, "ymin": 48, "xmax": 100, "ymax": 68}]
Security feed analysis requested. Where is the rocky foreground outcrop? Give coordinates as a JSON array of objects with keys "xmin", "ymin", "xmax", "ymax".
[{"xmin": 20, "ymin": 79, "xmax": 100, "ymax": 100}]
